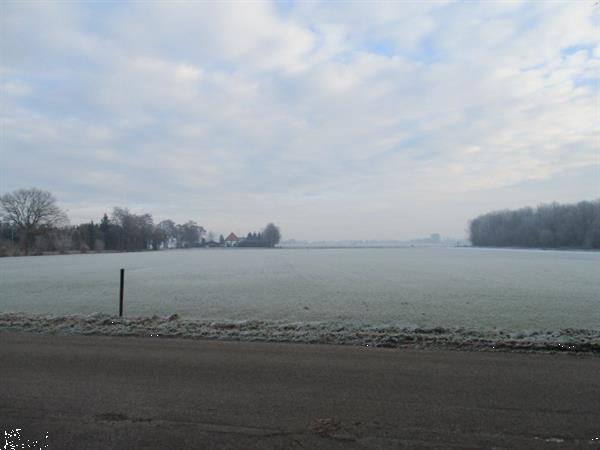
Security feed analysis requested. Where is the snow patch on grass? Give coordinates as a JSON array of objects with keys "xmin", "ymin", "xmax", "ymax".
[{"xmin": 1, "ymin": 312, "xmax": 598, "ymax": 353}]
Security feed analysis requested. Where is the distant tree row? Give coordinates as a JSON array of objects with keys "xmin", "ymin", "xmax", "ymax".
[
  {"xmin": 237, "ymin": 223, "xmax": 281, "ymax": 248},
  {"xmin": 71, "ymin": 210, "xmax": 206, "ymax": 253},
  {"xmin": 469, "ymin": 200, "xmax": 600, "ymax": 249},
  {"xmin": 0, "ymin": 187, "xmax": 281, "ymax": 256},
  {"xmin": 0, "ymin": 188, "xmax": 204, "ymax": 255}
]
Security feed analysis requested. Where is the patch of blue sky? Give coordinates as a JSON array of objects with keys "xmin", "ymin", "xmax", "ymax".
[
  {"xmin": 413, "ymin": 36, "xmax": 444, "ymax": 65},
  {"xmin": 514, "ymin": 11, "xmax": 540, "ymax": 34},
  {"xmin": 561, "ymin": 44, "xmax": 597, "ymax": 57},
  {"xmin": 362, "ymin": 36, "xmax": 443, "ymax": 65},
  {"xmin": 521, "ymin": 44, "xmax": 597, "ymax": 72},
  {"xmin": 267, "ymin": 77, "xmax": 306, "ymax": 104},
  {"xmin": 365, "ymin": 39, "xmax": 397, "ymax": 58},
  {"xmin": 329, "ymin": 49, "xmax": 358, "ymax": 65},
  {"xmin": 572, "ymin": 77, "xmax": 599, "ymax": 90},
  {"xmin": 273, "ymin": 0, "xmax": 297, "ymax": 16},
  {"xmin": 520, "ymin": 61, "xmax": 548, "ymax": 72},
  {"xmin": 394, "ymin": 135, "xmax": 428, "ymax": 153},
  {"xmin": 9, "ymin": 75, "xmax": 95, "ymax": 119}
]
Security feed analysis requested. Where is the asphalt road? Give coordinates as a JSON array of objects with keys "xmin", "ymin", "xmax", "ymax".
[{"xmin": 1, "ymin": 332, "xmax": 599, "ymax": 449}]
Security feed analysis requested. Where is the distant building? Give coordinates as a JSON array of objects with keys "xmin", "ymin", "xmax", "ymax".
[
  {"xmin": 159, "ymin": 237, "xmax": 178, "ymax": 249},
  {"xmin": 225, "ymin": 232, "xmax": 239, "ymax": 247},
  {"xmin": 430, "ymin": 233, "xmax": 441, "ymax": 244}
]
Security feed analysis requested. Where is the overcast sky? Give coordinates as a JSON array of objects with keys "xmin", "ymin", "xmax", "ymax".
[{"xmin": 1, "ymin": 1, "xmax": 598, "ymax": 240}]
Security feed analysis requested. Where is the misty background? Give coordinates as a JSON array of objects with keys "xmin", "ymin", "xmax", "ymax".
[{"xmin": 1, "ymin": 1, "xmax": 598, "ymax": 240}]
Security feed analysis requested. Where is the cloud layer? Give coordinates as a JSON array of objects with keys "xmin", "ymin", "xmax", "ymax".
[{"xmin": 1, "ymin": 1, "xmax": 598, "ymax": 239}]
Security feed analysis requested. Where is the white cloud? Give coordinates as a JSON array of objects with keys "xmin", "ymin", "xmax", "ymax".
[{"xmin": 0, "ymin": 0, "xmax": 597, "ymax": 239}]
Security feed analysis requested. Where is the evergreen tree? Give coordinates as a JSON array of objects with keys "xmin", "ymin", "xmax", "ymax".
[{"xmin": 100, "ymin": 214, "xmax": 109, "ymax": 234}]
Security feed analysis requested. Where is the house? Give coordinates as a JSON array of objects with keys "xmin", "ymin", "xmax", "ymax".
[
  {"xmin": 225, "ymin": 232, "xmax": 239, "ymax": 247},
  {"xmin": 159, "ymin": 237, "xmax": 178, "ymax": 250}
]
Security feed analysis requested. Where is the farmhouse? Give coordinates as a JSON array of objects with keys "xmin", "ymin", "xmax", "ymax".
[{"xmin": 225, "ymin": 232, "xmax": 239, "ymax": 247}]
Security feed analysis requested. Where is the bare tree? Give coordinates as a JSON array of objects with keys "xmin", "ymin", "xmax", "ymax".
[
  {"xmin": 0, "ymin": 188, "xmax": 68, "ymax": 254},
  {"xmin": 111, "ymin": 207, "xmax": 154, "ymax": 251},
  {"xmin": 469, "ymin": 199, "xmax": 600, "ymax": 249},
  {"xmin": 151, "ymin": 227, "xmax": 168, "ymax": 250},
  {"xmin": 178, "ymin": 221, "xmax": 203, "ymax": 247}
]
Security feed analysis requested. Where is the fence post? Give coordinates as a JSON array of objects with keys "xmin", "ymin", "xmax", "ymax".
[{"xmin": 119, "ymin": 268, "xmax": 124, "ymax": 317}]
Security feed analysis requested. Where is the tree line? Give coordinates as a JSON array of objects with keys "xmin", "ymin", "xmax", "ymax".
[
  {"xmin": 0, "ymin": 188, "xmax": 280, "ymax": 256},
  {"xmin": 237, "ymin": 225, "xmax": 281, "ymax": 248},
  {"xmin": 469, "ymin": 199, "xmax": 600, "ymax": 249}
]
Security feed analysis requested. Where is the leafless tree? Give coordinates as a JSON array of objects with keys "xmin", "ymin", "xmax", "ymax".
[
  {"xmin": 151, "ymin": 227, "xmax": 167, "ymax": 250},
  {"xmin": 0, "ymin": 188, "xmax": 68, "ymax": 254},
  {"xmin": 178, "ymin": 221, "xmax": 204, "ymax": 247},
  {"xmin": 469, "ymin": 199, "xmax": 600, "ymax": 249},
  {"xmin": 110, "ymin": 207, "xmax": 154, "ymax": 251}
]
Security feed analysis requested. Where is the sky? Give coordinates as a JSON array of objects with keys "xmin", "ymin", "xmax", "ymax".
[{"xmin": 0, "ymin": 0, "xmax": 598, "ymax": 241}]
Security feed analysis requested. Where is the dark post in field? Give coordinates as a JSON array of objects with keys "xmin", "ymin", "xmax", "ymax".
[{"xmin": 119, "ymin": 268, "xmax": 125, "ymax": 317}]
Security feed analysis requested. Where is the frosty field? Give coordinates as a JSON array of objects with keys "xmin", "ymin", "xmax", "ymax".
[{"xmin": 1, "ymin": 247, "xmax": 598, "ymax": 332}]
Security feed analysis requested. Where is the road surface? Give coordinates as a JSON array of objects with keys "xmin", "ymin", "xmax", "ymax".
[{"xmin": 1, "ymin": 332, "xmax": 599, "ymax": 449}]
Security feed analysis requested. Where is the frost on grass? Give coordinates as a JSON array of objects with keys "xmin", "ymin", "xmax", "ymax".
[{"xmin": 0, "ymin": 312, "xmax": 599, "ymax": 353}]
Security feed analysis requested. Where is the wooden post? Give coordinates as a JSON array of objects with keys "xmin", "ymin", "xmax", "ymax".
[{"xmin": 119, "ymin": 268, "xmax": 124, "ymax": 317}]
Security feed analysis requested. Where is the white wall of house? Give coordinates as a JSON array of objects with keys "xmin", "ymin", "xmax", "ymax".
[{"xmin": 160, "ymin": 237, "xmax": 177, "ymax": 249}]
